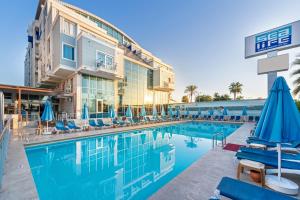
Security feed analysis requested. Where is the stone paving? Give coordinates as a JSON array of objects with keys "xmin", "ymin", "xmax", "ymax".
[{"xmin": 150, "ymin": 122, "xmax": 300, "ymax": 200}]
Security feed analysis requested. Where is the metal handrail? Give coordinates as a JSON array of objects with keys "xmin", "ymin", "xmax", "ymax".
[
  {"xmin": 212, "ymin": 132, "xmax": 226, "ymax": 148},
  {"xmin": 0, "ymin": 117, "xmax": 12, "ymax": 186}
]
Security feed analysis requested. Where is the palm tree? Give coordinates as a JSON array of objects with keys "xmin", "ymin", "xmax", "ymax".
[
  {"xmin": 184, "ymin": 85, "xmax": 198, "ymax": 103},
  {"xmin": 291, "ymin": 56, "xmax": 300, "ymax": 97},
  {"xmin": 229, "ymin": 82, "xmax": 243, "ymax": 100}
]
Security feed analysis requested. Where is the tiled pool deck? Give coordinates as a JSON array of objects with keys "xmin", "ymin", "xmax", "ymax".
[{"xmin": 1, "ymin": 120, "xmax": 299, "ymax": 199}]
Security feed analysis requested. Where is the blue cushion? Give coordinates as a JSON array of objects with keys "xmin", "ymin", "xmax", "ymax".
[{"xmin": 217, "ymin": 177, "xmax": 296, "ymax": 200}]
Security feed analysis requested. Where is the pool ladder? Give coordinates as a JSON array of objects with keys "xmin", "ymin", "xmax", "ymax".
[{"xmin": 212, "ymin": 132, "xmax": 226, "ymax": 148}]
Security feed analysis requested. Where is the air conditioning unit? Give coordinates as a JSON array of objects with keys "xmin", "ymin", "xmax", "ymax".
[{"xmin": 65, "ymin": 83, "xmax": 72, "ymax": 94}]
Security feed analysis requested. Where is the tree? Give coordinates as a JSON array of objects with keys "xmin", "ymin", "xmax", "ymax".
[
  {"xmin": 213, "ymin": 93, "xmax": 221, "ymax": 101},
  {"xmin": 184, "ymin": 85, "xmax": 198, "ymax": 103},
  {"xmin": 291, "ymin": 56, "xmax": 300, "ymax": 97},
  {"xmin": 195, "ymin": 95, "xmax": 213, "ymax": 102},
  {"xmin": 229, "ymin": 82, "xmax": 243, "ymax": 100},
  {"xmin": 213, "ymin": 93, "xmax": 231, "ymax": 101},
  {"xmin": 181, "ymin": 95, "xmax": 189, "ymax": 103},
  {"xmin": 236, "ymin": 95, "xmax": 244, "ymax": 100}
]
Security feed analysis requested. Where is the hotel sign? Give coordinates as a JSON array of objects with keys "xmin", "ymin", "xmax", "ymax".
[
  {"xmin": 245, "ymin": 20, "xmax": 300, "ymax": 58},
  {"xmin": 255, "ymin": 26, "xmax": 291, "ymax": 52}
]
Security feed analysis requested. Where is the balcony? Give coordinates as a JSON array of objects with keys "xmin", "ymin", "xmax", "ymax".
[{"xmin": 78, "ymin": 61, "xmax": 122, "ymax": 80}]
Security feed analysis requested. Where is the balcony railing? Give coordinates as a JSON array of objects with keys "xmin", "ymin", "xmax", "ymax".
[{"xmin": 96, "ymin": 60, "xmax": 117, "ymax": 73}]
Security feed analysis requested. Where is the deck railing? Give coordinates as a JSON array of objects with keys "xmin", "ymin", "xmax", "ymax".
[{"xmin": 0, "ymin": 117, "xmax": 11, "ymax": 186}]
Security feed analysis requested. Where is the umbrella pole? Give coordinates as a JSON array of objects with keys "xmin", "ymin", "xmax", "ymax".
[
  {"xmin": 277, "ymin": 143, "xmax": 281, "ymax": 181},
  {"xmin": 47, "ymin": 121, "xmax": 48, "ymax": 132}
]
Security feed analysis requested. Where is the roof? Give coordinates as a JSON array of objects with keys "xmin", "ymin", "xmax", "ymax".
[{"xmin": 0, "ymin": 83, "xmax": 54, "ymax": 94}]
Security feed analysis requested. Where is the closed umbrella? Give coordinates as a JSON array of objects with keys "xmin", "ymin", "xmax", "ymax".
[
  {"xmin": 185, "ymin": 107, "xmax": 189, "ymax": 117},
  {"xmin": 242, "ymin": 107, "xmax": 248, "ymax": 116},
  {"xmin": 167, "ymin": 106, "xmax": 173, "ymax": 117},
  {"xmin": 82, "ymin": 103, "xmax": 89, "ymax": 120},
  {"xmin": 255, "ymin": 77, "xmax": 300, "ymax": 194},
  {"xmin": 126, "ymin": 106, "xmax": 133, "ymax": 118},
  {"xmin": 198, "ymin": 108, "xmax": 202, "ymax": 116},
  {"xmin": 223, "ymin": 107, "xmax": 228, "ymax": 116},
  {"xmin": 161, "ymin": 106, "xmax": 166, "ymax": 117},
  {"xmin": 41, "ymin": 100, "xmax": 54, "ymax": 133},
  {"xmin": 109, "ymin": 105, "xmax": 116, "ymax": 119},
  {"xmin": 152, "ymin": 105, "xmax": 158, "ymax": 118},
  {"xmin": 140, "ymin": 105, "xmax": 146, "ymax": 117},
  {"xmin": 176, "ymin": 107, "xmax": 180, "ymax": 118}
]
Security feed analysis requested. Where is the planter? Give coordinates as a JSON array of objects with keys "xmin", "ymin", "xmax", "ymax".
[{"xmin": 250, "ymin": 170, "xmax": 261, "ymax": 183}]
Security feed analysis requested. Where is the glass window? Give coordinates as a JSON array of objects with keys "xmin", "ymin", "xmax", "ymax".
[
  {"xmin": 63, "ymin": 19, "xmax": 75, "ymax": 37},
  {"xmin": 63, "ymin": 44, "xmax": 75, "ymax": 61},
  {"xmin": 96, "ymin": 51, "xmax": 105, "ymax": 67},
  {"xmin": 106, "ymin": 56, "xmax": 113, "ymax": 68}
]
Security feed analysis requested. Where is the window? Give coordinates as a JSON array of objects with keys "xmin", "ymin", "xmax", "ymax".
[
  {"xmin": 96, "ymin": 51, "xmax": 114, "ymax": 69},
  {"xmin": 63, "ymin": 19, "xmax": 76, "ymax": 37},
  {"xmin": 96, "ymin": 52, "xmax": 105, "ymax": 67},
  {"xmin": 63, "ymin": 44, "xmax": 75, "ymax": 61},
  {"xmin": 106, "ymin": 56, "xmax": 113, "ymax": 68}
]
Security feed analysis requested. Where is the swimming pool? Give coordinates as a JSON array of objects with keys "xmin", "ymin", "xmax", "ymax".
[{"xmin": 26, "ymin": 121, "xmax": 241, "ymax": 200}]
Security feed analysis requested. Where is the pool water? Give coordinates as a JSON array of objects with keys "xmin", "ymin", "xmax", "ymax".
[{"xmin": 26, "ymin": 121, "xmax": 241, "ymax": 200}]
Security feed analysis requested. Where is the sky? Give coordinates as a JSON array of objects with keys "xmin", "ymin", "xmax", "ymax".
[{"xmin": 0, "ymin": 0, "xmax": 300, "ymax": 101}]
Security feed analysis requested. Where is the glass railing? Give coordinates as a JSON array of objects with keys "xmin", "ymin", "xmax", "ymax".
[
  {"xmin": 0, "ymin": 117, "xmax": 11, "ymax": 187},
  {"xmin": 96, "ymin": 61, "xmax": 117, "ymax": 72}
]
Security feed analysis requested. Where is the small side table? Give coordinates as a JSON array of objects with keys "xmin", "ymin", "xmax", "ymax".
[
  {"xmin": 249, "ymin": 143, "xmax": 267, "ymax": 150},
  {"xmin": 237, "ymin": 159, "xmax": 265, "ymax": 186}
]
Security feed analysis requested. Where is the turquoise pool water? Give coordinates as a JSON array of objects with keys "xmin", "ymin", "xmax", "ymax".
[{"xmin": 26, "ymin": 121, "xmax": 241, "ymax": 200}]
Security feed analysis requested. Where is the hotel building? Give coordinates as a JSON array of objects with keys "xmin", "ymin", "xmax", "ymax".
[{"xmin": 24, "ymin": 0, "xmax": 175, "ymax": 118}]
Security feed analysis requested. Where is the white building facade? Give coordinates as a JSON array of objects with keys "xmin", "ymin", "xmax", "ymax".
[{"xmin": 24, "ymin": 0, "xmax": 175, "ymax": 118}]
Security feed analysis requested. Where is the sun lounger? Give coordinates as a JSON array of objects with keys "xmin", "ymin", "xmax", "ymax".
[
  {"xmin": 229, "ymin": 116, "xmax": 235, "ymax": 121},
  {"xmin": 240, "ymin": 147, "xmax": 300, "ymax": 161},
  {"xmin": 89, "ymin": 119, "xmax": 102, "ymax": 128},
  {"xmin": 255, "ymin": 116, "xmax": 260, "ymax": 122},
  {"xmin": 214, "ymin": 116, "xmax": 219, "ymax": 121},
  {"xmin": 210, "ymin": 177, "xmax": 296, "ymax": 200},
  {"xmin": 235, "ymin": 116, "xmax": 241, "ymax": 121},
  {"xmin": 56, "ymin": 121, "xmax": 70, "ymax": 133},
  {"xmin": 97, "ymin": 119, "xmax": 110, "ymax": 127},
  {"xmin": 248, "ymin": 116, "xmax": 254, "ymax": 122},
  {"xmin": 219, "ymin": 116, "xmax": 224, "ymax": 121},
  {"xmin": 67, "ymin": 120, "xmax": 81, "ymax": 131},
  {"xmin": 247, "ymin": 137, "xmax": 300, "ymax": 149},
  {"xmin": 235, "ymin": 151, "xmax": 300, "ymax": 174}
]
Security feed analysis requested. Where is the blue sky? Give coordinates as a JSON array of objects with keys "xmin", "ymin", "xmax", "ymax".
[{"xmin": 0, "ymin": 0, "xmax": 299, "ymax": 101}]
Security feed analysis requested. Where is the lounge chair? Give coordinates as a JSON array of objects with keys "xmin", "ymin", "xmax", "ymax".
[
  {"xmin": 97, "ymin": 119, "xmax": 111, "ymax": 127},
  {"xmin": 210, "ymin": 177, "xmax": 296, "ymax": 200},
  {"xmin": 56, "ymin": 121, "xmax": 70, "ymax": 133},
  {"xmin": 255, "ymin": 116, "xmax": 260, "ymax": 122},
  {"xmin": 235, "ymin": 151, "xmax": 300, "ymax": 174},
  {"xmin": 240, "ymin": 147, "xmax": 300, "ymax": 161},
  {"xmin": 67, "ymin": 120, "xmax": 81, "ymax": 131},
  {"xmin": 247, "ymin": 137, "xmax": 300, "ymax": 149},
  {"xmin": 89, "ymin": 119, "xmax": 102, "ymax": 128},
  {"xmin": 248, "ymin": 116, "xmax": 254, "ymax": 122},
  {"xmin": 235, "ymin": 116, "xmax": 241, "ymax": 121},
  {"xmin": 113, "ymin": 118, "xmax": 125, "ymax": 126},
  {"xmin": 214, "ymin": 115, "xmax": 219, "ymax": 121},
  {"xmin": 219, "ymin": 115, "xmax": 224, "ymax": 121},
  {"xmin": 229, "ymin": 116, "xmax": 235, "ymax": 121}
]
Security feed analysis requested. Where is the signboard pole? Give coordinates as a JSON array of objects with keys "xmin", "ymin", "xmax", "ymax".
[{"xmin": 267, "ymin": 51, "xmax": 278, "ymax": 94}]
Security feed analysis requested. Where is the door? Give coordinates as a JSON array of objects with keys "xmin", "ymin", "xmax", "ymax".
[{"xmin": 96, "ymin": 99, "xmax": 103, "ymax": 114}]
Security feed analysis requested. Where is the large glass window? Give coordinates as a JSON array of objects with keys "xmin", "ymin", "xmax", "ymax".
[
  {"xmin": 63, "ymin": 44, "xmax": 75, "ymax": 61},
  {"xmin": 82, "ymin": 75, "xmax": 115, "ymax": 116},
  {"xmin": 96, "ymin": 51, "xmax": 114, "ymax": 70}
]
